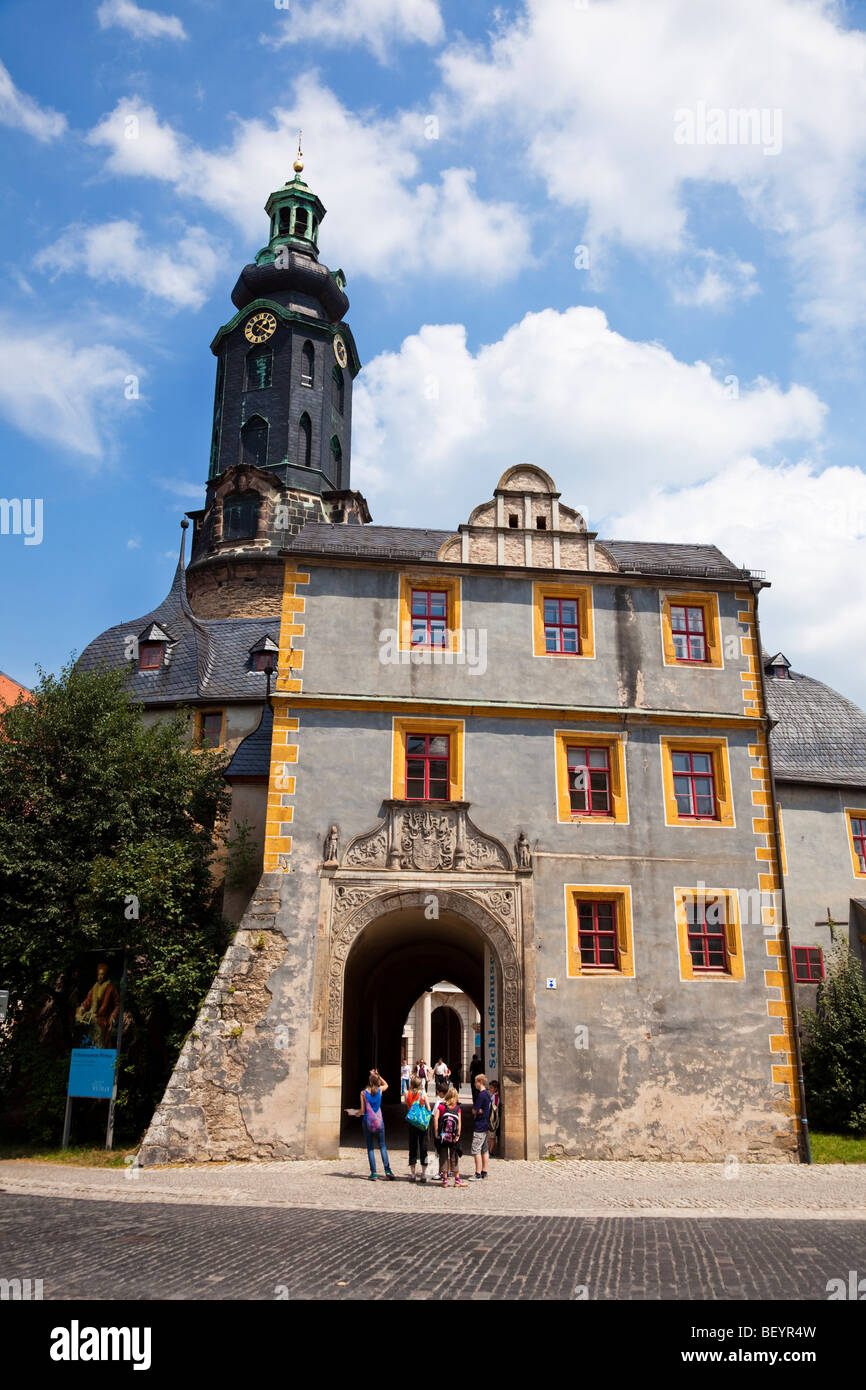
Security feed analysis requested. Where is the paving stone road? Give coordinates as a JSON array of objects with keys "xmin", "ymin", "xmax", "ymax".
[
  {"xmin": 1, "ymin": 1155, "xmax": 865, "ymax": 1218},
  {"xmin": 0, "ymin": 1194, "xmax": 864, "ymax": 1300}
]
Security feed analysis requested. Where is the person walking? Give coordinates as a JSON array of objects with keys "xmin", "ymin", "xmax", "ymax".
[
  {"xmin": 434, "ymin": 1057, "xmax": 448, "ymax": 1089},
  {"xmin": 400, "ymin": 1060, "xmax": 411, "ymax": 1098},
  {"xmin": 469, "ymin": 1053, "xmax": 482, "ymax": 1094},
  {"xmin": 403, "ymin": 1071, "xmax": 430, "ymax": 1183},
  {"xmin": 433, "ymin": 1085, "xmax": 466, "ymax": 1186},
  {"xmin": 360, "ymin": 1070, "xmax": 395, "ymax": 1181},
  {"xmin": 471, "ymin": 1073, "xmax": 492, "ymax": 1179}
]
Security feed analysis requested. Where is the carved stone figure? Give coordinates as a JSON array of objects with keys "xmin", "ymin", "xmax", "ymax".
[
  {"xmin": 323, "ymin": 824, "xmax": 340, "ymax": 863},
  {"xmin": 515, "ymin": 831, "xmax": 532, "ymax": 870}
]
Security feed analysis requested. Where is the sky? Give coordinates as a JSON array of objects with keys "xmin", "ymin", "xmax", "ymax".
[{"xmin": 1, "ymin": 0, "xmax": 865, "ymax": 703}]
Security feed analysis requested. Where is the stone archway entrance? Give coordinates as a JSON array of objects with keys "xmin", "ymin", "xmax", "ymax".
[{"xmin": 307, "ymin": 878, "xmax": 538, "ymax": 1160}]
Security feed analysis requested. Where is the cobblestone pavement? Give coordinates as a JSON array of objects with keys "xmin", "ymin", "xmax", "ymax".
[
  {"xmin": 0, "ymin": 1156, "xmax": 865, "ymax": 1218},
  {"xmin": 0, "ymin": 1194, "xmax": 863, "ymax": 1300}
]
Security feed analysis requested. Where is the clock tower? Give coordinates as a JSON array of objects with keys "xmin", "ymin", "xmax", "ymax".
[{"xmin": 185, "ymin": 146, "xmax": 369, "ymax": 619}]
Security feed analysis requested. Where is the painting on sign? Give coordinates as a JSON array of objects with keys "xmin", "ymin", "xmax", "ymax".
[{"xmin": 71, "ymin": 953, "xmax": 129, "ymax": 1049}]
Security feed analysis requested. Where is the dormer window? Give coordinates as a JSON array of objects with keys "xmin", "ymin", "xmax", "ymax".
[
  {"xmin": 249, "ymin": 635, "xmax": 279, "ymax": 673},
  {"xmin": 137, "ymin": 622, "xmax": 171, "ymax": 671},
  {"xmin": 765, "ymin": 652, "xmax": 792, "ymax": 680},
  {"xmin": 139, "ymin": 642, "xmax": 163, "ymax": 671}
]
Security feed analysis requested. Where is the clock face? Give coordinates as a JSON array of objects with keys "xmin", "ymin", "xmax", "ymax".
[
  {"xmin": 244, "ymin": 311, "xmax": 277, "ymax": 344},
  {"xmin": 333, "ymin": 334, "xmax": 348, "ymax": 368}
]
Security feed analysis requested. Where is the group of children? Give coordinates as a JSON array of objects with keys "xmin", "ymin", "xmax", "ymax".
[{"xmin": 403, "ymin": 1070, "xmax": 500, "ymax": 1186}]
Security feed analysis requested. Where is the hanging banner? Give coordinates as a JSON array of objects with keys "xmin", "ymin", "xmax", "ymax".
[{"xmin": 483, "ymin": 945, "xmax": 498, "ymax": 1076}]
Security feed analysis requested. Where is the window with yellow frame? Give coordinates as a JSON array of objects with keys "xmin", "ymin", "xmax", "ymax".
[
  {"xmin": 554, "ymin": 730, "xmax": 628, "ymax": 823},
  {"xmin": 565, "ymin": 885, "xmax": 634, "ymax": 977},
  {"xmin": 674, "ymin": 888, "xmax": 744, "ymax": 981},
  {"xmin": 392, "ymin": 717, "xmax": 464, "ymax": 801},
  {"xmin": 660, "ymin": 735, "xmax": 735, "ymax": 828},
  {"xmin": 194, "ymin": 709, "xmax": 225, "ymax": 751},
  {"xmin": 660, "ymin": 590, "xmax": 723, "ymax": 669},
  {"xmin": 845, "ymin": 809, "xmax": 866, "ymax": 878},
  {"xmin": 398, "ymin": 572, "xmax": 462, "ymax": 654},
  {"xmin": 532, "ymin": 582, "xmax": 594, "ymax": 658}
]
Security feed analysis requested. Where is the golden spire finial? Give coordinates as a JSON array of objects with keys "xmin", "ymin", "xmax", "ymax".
[{"xmin": 293, "ymin": 131, "xmax": 304, "ymax": 175}]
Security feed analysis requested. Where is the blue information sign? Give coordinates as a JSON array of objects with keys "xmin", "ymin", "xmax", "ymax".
[{"xmin": 67, "ymin": 1048, "xmax": 117, "ymax": 1099}]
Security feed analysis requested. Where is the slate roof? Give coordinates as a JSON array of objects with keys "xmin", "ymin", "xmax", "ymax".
[
  {"xmin": 285, "ymin": 523, "xmax": 750, "ymax": 577},
  {"xmin": 77, "ymin": 557, "xmax": 280, "ymax": 706},
  {"xmin": 226, "ymin": 703, "xmax": 273, "ymax": 778},
  {"xmin": 604, "ymin": 540, "xmax": 749, "ymax": 578},
  {"xmin": 286, "ymin": 523, "xmax": 455, "ymax": 561},
  {"xmin": 766, "ymin": 670, "xmax": 866, "ymax": 788}
]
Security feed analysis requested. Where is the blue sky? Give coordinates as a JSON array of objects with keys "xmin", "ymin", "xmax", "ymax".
[{"xmin": 1, "ymin": 0, "xmax": 866, "ymax": 700}]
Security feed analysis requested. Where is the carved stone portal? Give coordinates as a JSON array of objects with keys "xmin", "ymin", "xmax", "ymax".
[
  {"xmin": 323, "ymin": 885, "xmax": 525, "ymax": 1071},
  {"xmin": 341, "ymin": 801, "xmax": 514, "ymax": 874}
]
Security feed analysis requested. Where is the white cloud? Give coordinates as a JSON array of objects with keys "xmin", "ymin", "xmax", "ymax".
[
  {"xmin": 126, "ymin": 537, "xmax": 141, "ymax": 548},
  {"xmin": 268, "ymin": 0, "xmax": 443, "ymax": 62},
  {"xmin": 439, "ymin": 0, "xmax": 866, "ymax": 343},
  {"xmin": 155, "ymin": 477, "xmax": 205, "ymax": 499},
  {"xmin": 0, "ymin": 318, "xmax": 139, "ymax": 460},
  {"xmin": 85, "ymin": 79, "xmax": 529, "ymax": 282},
  {"xmin": 0, "ymin": 59, "xmax": 66, "ymax": 141},
  {"xmin": 609, "ymin": 457, "xmax": 866, "ymax": 706},
  {"xmin": 96, "ymin": 0, "xmax": 186, "ymax": 41},
  {"xmin": 34, "ymin": 219, "xmax": 227, "ymax": 310},
  {"xmin": 671, "ymin": 250, "xmax": 759, "ymax": 310},
  {"xmin": 351, "ymin": 304, "xmax": 825, "ymax": 525},
  {"xmin": 87, "ymin": 99, "xmax": 185, "ymax": 180}
]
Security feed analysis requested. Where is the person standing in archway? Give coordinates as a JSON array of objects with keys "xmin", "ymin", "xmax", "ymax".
[
  {"xmin": 403, "ymin": 1071, "xmax": 430, "ymax": 1183},
  {"xmin": 469, "ymin": 1054, "xmax": 482, "ymax": 1094},
  {"xmin": 360, "ymin": 1071, "xmax": 395, "ymax": 1181},
  {"xmin": 471, "ymin": 1074, "xmax": 492, "ymax": 1180}
]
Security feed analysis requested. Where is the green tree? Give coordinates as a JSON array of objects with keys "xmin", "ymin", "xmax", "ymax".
[
  {"xmin": 0, "ymin": 663, "xmax": 231, "ymax": 1142},
  {"xmin": 801, "ymin": 936, "xmax": 866, "ymax": 1135}
]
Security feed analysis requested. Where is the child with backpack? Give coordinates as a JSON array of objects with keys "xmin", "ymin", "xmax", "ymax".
[
  {"xmin": 433, "ymin": 1086, "xmax": 466, "ymax": 1186},
  {"xmin": 403, "ymin": 1071, "xmax": 430, "ymax": 1182}
]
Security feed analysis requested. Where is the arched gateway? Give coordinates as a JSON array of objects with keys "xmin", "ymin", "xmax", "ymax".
[{"xmin": 305, "ymin": 805, "xmax": 539, "ymax": 1159}]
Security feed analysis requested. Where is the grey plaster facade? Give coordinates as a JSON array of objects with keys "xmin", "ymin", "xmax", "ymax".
[{"xmin": 138, "ymin": 466, "xmax": 801, "ymax": 1167}]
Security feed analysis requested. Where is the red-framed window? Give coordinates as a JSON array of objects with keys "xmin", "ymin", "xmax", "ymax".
[
  {"xmin": 852, "ymin": 816, "xmax": 866, "ymax": 873},
  {"xmin": 686, "ymin": 896, "xmax": 729, "ymax": 972},
  {"xmin": 577, "ymin": 901, "xmax": 619, "ymax": 969},
  {"xmin": 410, "ymin": 589, "xmax": 448, "ymax": 647},
  {"xmin": 670, "ymin": 605, "xmax": 707, "ymax": 663},
  {"xmin": 567, "ymin": 745, "xmax": 611, "ymax": 815},
  {"xmin": 543, "ymin": 596, "xmax": 581, "ymax": 654},
  {"xmin": 672, "ymin": 750, "xmax": 717, "ymax": 819},
  {"xmin": 793, "ymin": 947, "xmax": 825, "ymax": 983},
  {"xmin": 198, "ymin": 712, "xmax": 223, "ymax": 749},
  {"xmin": 138, "ymin": 642, "xmax": 163, "ymax": 671},
  {"xmin": 406, "ymin": 733, "xmax": 450, "ymax": 800},
  {"xmin": 253, "ymin": 651, "xmax": 276, "ymax": 672}
]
